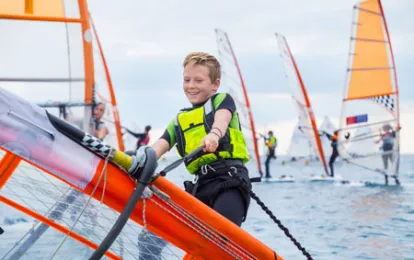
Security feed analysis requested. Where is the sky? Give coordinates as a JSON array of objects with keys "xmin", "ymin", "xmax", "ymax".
[
  {"xmin": 85, "ymin": 0, "xmax": 414, "ymax": 154},
  {"xmin": 1, "ymin": 0, "xmax": 413, "ymax": 154}
]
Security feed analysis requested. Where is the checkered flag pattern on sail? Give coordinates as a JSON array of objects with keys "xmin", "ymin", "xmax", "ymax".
[
  {"xmin": 369, "ymin": 95, "xmax": 395, "ymax": 113},
  {"xmin": 82, "ymin": 134, "xmax": 111, "ymax": 156}
]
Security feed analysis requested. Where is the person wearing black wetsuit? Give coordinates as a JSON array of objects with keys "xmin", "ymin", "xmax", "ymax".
[{"xmin": 323, "ymin": 130, "xmax": 339, "ymax": 177}]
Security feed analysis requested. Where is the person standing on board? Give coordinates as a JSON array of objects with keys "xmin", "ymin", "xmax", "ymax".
[
  {"xmin": 322, "ymin": 130, "xmax": 339, "ymax": 177},
  {"xmin": 130, "ymin": 52, "xmax": 252, "ymax": 226},
  {"xmin": 376, "ymin": 124, "xmax": 400, "ymax": 171},
  {"xmin": 263, "ymin": 131, "xmax": 277, "ymax": 178},
  {"xmin": 124, "ymin": 125, "xmax": 152, "ymax": 151}
]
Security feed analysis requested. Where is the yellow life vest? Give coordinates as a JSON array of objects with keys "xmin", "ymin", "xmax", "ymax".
[
  {"xmin": 267, "ymin": 136, "xmax": 277, "ymax": 149},
  {"xmin": 174, "ymin": 94, "xmax": 249, "ymax": 174}
]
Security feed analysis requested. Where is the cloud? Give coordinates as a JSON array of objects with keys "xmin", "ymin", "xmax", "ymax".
[
  {"xmin": 87, "ymin": 0, "xmax": 413, "ymax": 60},
  {"xmin": 126, "ymin": 41, "xmax": 169, "ymax": 58}
]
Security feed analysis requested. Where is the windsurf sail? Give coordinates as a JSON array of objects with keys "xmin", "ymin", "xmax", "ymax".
[
  {"xmin": 337, "ymin": 0, "xmax": 400, "ymax": 179},
  {"xmin": 0, "ymin": 87, "xmax": 284, "ymax": 259},
  {"xmin": 286, "ymin": 120, "xmax": 317, "ymax": 162},
  {"xmin": 319, "ymin": 116, "xmax": 337, "ymax": 157},
  {"xmin": 215, "ymin": 28, "xmax": 263, "ymax": 176},
  {"xmin": 275, "ymin": 33, "xmax": 329, "ymax": 174}
]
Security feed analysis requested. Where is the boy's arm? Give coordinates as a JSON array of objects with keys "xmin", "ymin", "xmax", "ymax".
[
  {"xmin": 152, "ymin": 139, "xmax": 170, "ymax": 159},
  {"xmin": 211, "ymin": 109, "xmax": 232, "ymax": 138},
  {"xmin": 212, "ymin": 93, "xmax": 236, "ymax": 137},
  {"xmin": 203, "ymin": 109, "xmax": 232, "ymax": 152}
]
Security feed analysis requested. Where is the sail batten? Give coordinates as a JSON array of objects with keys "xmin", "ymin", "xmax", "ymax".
[{"xmin": 0, "ymin": 77, "xmax": 86, "ymax": 82}]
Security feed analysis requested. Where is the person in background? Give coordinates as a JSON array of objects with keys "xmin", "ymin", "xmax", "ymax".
[
  {"xmin": 124, "ymin": 125, "xmax": 152, "ymax": 151},
  {"xmin": 92, "ymin": 103, "xmax": 109, "ymax": 140},
  {"xmin": 321, "ymin": 130, "xmax": 338, "ymax": 177},
  {"xmin": 264, "ymin": 131, "xmax": 277, "ymax": 179},
  {"xmin": 63, "ymin": 102, "xmax": 109, "ymax": 141}
]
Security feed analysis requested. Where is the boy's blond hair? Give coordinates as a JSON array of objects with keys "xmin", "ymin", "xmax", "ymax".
[{"xmin": 183, "ymin": 52, "xmax": 221, "ymax": 83}]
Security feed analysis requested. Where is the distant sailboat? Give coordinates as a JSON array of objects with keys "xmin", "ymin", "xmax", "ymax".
[{"xmin": 337, "ymin": 0, "xmax": 401, "ymax": 185}]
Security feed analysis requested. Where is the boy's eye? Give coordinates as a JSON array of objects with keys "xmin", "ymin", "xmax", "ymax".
[{"xmin": 195, "ymin": 79, "xmax": 203, "ymax": 83}]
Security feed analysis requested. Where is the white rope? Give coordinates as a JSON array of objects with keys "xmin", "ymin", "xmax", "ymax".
[{"xmin": 49, "ymin": 147, "xmax": 113, "ymax": 259}]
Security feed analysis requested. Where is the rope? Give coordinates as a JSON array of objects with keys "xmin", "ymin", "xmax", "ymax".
[
  {"xmin": 142, "ymin": 199, "xmax": 147, "ymax": 239},
  {"xmin": 49, "ymin": 147, "xmax": 113, "ymax": 259},
  {"xmin": 249, "ymin": 190, "xmax": 314, "ymax": 260},
  {"xmin": 216, "ymin": 155, "xmax": 313, "ymax": 259}
]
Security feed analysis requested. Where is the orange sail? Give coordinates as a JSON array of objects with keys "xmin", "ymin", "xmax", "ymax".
[
  {"xmin": 338, "ymin": 0, "xmax": 400, "ymax": 179},
  {"xmin": 0, "ymin": 87, "xmax": 283, "ymax": 259}
]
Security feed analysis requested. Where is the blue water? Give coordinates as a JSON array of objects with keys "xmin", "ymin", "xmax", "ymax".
[
  {"xmin": 240, "ymin": 155, "xmax": 414, "ymax": 260},
  {"xmin": 1, "ymin": 155, "xmax": 414, "ymax": 259}
]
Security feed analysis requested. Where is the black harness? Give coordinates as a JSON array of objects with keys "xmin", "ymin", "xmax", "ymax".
[{"xmin": 183, "ymin": 157, "xmax": 252, "ymax": 222}]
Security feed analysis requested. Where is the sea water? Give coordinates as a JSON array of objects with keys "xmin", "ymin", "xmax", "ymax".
[{"xmin": 1, "ymin": 155, "xmax": 413, "ymax": 260}]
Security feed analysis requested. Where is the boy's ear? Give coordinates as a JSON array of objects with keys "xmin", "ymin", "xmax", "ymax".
[{"xmin": 212, "ymin": 78, "xmax": 220, "ymax": 92}]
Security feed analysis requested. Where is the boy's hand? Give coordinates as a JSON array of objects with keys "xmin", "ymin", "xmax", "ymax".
[
  {"xmin": 201, "ymin": 133, "xmax": 220, "ymax": 152},
  {"xmin": 128, "ymin": 146, "xmax": 148, "ymax": 179}
]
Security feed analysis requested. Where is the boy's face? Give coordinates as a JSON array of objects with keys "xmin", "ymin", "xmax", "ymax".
[{"xmin": 183, "ymin": 64, "xmax": 219, "ymax": 105}]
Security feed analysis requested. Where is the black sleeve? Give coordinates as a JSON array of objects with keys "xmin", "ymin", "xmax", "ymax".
[
  {"xmin": 216, "ymin": 94, "xmax": 236, "ymax": 115},
  {"xmin": 160, "ymin": 129, "xmax": 171, "ymax": 144},
  {"xmin": 136, "ymin": 133, "xmax": 146, "ymax": 140}
]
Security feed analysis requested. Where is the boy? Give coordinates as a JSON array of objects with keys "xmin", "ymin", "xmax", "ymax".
[{"xmin": 131, "ymin": 52, "xmax": 252, "ymax": 226}]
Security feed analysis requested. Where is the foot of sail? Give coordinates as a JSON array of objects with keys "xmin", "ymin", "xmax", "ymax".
[
  {"xmin": 0, "ymin": 226, "xmax": 4, "ymax": 235},
  {"xmin": 384, "ymin": 175, "xmax": 389, "ymax": 186}
]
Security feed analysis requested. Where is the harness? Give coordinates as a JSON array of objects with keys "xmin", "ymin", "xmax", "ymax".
[{"xmin": 183, "ymin": 157, "xmax": 252, "ymax": 222}]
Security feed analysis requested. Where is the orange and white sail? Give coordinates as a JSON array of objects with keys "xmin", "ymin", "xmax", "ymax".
[
  {"xmin": 215, "ymin": 28, "xmax": 263, "ymax": 176},
  {"xmin": 337, "ymin": 0, "xmax": 400, "ymax": 178},
  {"xmin": 275, "ymin": 33, "xmax": 329, "ymax": 174}
]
